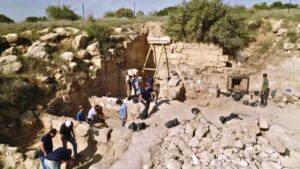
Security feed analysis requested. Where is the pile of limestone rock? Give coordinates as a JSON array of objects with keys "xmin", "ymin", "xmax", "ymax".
[{"xmin": 151, "ymin": 114, "xmax": 300, "ymax": 169}]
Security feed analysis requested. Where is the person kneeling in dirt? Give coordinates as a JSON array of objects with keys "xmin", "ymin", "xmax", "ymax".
[
  {"xmin": 39, "ymin": 128, "xmax": 57, "ymax": 169},
  {"xmin": 139, "ymin": 84, "xmax": 152, "ymax": 119},
  {"xmin": 116, "ymin": 99, "xmax": 128, "ymax": 127},
  {"xmin": 60, "ymin": 121, "xmax": 78, "ymax": 158},
  {"xmin": 44, "ymin": 147, "xmax": 71, "ymax": 169},
  {"xmin": 87, "ymin": 105, "xmax": 104, "ymax": 125}
]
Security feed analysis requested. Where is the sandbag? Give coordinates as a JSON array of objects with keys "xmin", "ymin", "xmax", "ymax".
[
  {"xmin": 233, "ymin": 92, "xmax": 243, "ymax": 101},
  {"xmin": 128, "ymin": 122, "xmax": 137, "ymax": 131},
  {"xmin": 250, "ymin": 102, "xmax": 258, "ymax": 107},
  {"xmin": 165, "ymin": 119, "xmax": 179, "ymax": 128},
  {"xmin": 136, "ymin": 122, "xmax": 146, "ymax": 131}
]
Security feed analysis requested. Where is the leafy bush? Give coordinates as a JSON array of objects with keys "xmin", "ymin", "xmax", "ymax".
[
  {"xmin": 165, "ymin": 0, "xmax": 251, "ymax": 53},
  {"xmin": 46, "ymin": 5, "xmax": 80, "ymax": 21},
  {"xmin": 0, "ymin": 14, "xmax": 14, "ymax": 23},
  {"xmin": 253, "ymin": 2, "xmax": 270, "ymax": 10},
  {"xmin": 25, "ymin": 16, "xmax": 47, "ymax": 22},
  {"xmin": 104, "ymin": 8, "xmax": 133, "ymax": 18},
  {"xmin": 154, "ymin": 6, "xmax": 180, "ymax": 16},
  {"xmin": 253, "ymin": 1, "xmax": 298, "ymax": 10},
  {"xmin": 136, "ymin": 10, "xmax": 145, "ymax": 17},
  {"xmin": 0, "ymin": 76, "xmax": 44, "ymax": 111},
  {"xmin": 210, "ymin": 8, "xmax": 251, "ymax": 53},
  {"xmin": 18, "ymin": 56, "xmax": 49, "ymax": 74},
  {"xmin": 85, "ymin": 24, "xmax": 112, "ymax": 46},
  {"xmin": 286, "ymin": 30, "xmax": 298, "ymax": 43}
]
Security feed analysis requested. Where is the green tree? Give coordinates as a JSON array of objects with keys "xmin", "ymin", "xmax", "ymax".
[
  {"xmin": 136, "ymin": 10, "xmax": 145, "ymax": 17},
  {"xmin": 25, "ymin": 16, "xmax": 47, "ymax": 22},
  {"xmin": 165, "ymin": 0, "xmax": 251, "ymax": 53},
  {"xmin": 209, "ymin": 7, "xmax": 250, "ymax": 54},
  {"xmin": 155, "ymin": 6, "xmax": 180, "ymax": 16},
  {"xmin": 104, "ymin": 11, "xmax": 116, "ymax": 18},
  {"xmin": 46, "ymin": 5, "xmax": 80, "ymax": 21},
  {"xmin": 0, "ymin": 14, "xmax": 14, "ymax": 23},
  {"xmin": 85, "ymin": 24, "xmax": 112, "ymax": 47},
  {"xmin": 115, "ymin": 8, "xmax": 134, "ymax": 18},
  {"xmin": 253, "ymin": 2, "xmax": 270, "ymax": 10}
]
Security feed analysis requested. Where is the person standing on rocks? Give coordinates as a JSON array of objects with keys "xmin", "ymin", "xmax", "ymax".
[
  {"xmin": 87, "ymin": 105, "xmax": 103, "ymax": 124},
  {"xmin": 260, "ymin": 73, "xmax": 269, "ymax": 107},
  {"xmin": 39, "ymin": 128, "xmax": 57, "ymax": 169},
  {"xmin": 59, "ymin": 121, "xmax": 78, "ymax": 158},
  {"xmin": 116, "ymin": 99, "xmax": 127, "ymax": 127},
  {"xmin": 126, "ymin": 75, "xmax": 133, "ymax": 97},
  {"xmin": 139, "ymin": 84, "xmax": 152, "ymax": 119},
  {"xmin": 76, "ymin": 105, "xmax": 85, "ymax": 122},
  {"xmin": 146, "ymin": 74, "xmax": 155, "ymax": 89},
  {"xmin": 132, "ymin": 74, "xmax": 141, "ymax": 96},
  {"xmin": 44, "ymin": 147, "xmax": 72, "ymax": 169}
]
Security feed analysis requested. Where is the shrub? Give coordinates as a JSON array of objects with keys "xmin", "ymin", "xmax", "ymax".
[
  {"xmin": 154, "ymin": 6, "xmax": 180, "ymax": 16},
  {"xmin": 85, "ymin": 24, "xmax": 112, "ymax": 46},
  {"xmin": 136, "ymin": 10, "xmax": 145, "ymax": 17},
  {"xmin": 165, "ymin": 0, "xmax": 251, "ymax": 53},
  {"xmin": 25, "ymin": 16, "xmax": 47, "ymax": 22},
  {"xmin": 46, "ymin": 5, "xmax": 80, "ymax": 21},
  {"xmin": 0, "ymin": 76, "xmax": 44, "ymax": 112},
  {"xmin": 0, "ymin": 14, "xmax": 14, "ymax": 23},
  {"xmin": 287, "ymin": 30, "xmax": 298, "ymax": 43},
  {"xmin": 253, "ymin": 2, "xmax": 270, "ymax": 10},
  {"xmin": 104, "ymin": 8, "xmax": 133, "ymax": 18}
]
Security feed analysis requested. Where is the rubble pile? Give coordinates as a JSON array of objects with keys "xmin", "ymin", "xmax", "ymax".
[{"xmin": 151, "ymin": 114, "xmax": 300, "ymax": 169}]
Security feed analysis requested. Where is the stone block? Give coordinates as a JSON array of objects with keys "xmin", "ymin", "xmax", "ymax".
[
  {"xmin": 93, "ymin": 128, "xmax": 112, "ymax": 143},
  {"xmin": 74, "ymin": 123, "xmax": 90, "ymax": 137}
]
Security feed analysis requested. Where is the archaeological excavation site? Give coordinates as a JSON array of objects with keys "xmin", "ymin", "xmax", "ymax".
[{"xmin": 1, "ymin": 0, "xmax": 300, "ymax": 169}]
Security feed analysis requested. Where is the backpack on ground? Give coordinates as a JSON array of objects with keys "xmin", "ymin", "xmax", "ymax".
[
  {"xmin": 136, "ymin": 122, "xmax": 146, "ymax": 131},
  {"xmin": 128, "ymin": 122, "xmax": 137, "ymax": 131},
  {"xmin": 165, "ymin": 119, "xmax": 179, "ymax": 128}
]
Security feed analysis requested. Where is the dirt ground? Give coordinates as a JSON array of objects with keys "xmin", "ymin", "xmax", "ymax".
[{"xmin": 90, "ymin": 95, "xmax": 300, "ymax": 169}]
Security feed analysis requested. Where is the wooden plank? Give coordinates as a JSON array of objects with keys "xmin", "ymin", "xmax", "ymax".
[
  {"xmin": 147, "ymin": 37, "xmax": 171, "ymax": 44},
  {"xmin": 143, "ymin": 68, "xmax": 157, "ymax": 71}
]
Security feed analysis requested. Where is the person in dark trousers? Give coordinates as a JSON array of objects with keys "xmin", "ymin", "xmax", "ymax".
[
  {"xmin": 59, "ymin": 121, "xmax": 78, "ymax": 158},
  {"xmin": 44, "ymin": 147, "xmax": 72, "ymax": 169},
  {"xmin": 260, "ymin": 73, "xmax": 269, "ymax": 107},
  {"xmin": 126, "ymin": 75, "xmax": 133, "ymax": 97},
  {"xmin": 39, "ymin": 129, "xmax": 57, "ymax": 169},
  {"xmin": 116, "ymin": 99, "xmax": 127, "ymax": 127},
  {"xmin": 132, "ymin": 74, "xmax": 141, "ymax": 96},
  {"xmin": 76, "ymin": 105, "xmax": 85, "ymax": 122},
  {"xmin": 139, "ymin": 84, "xmax": 152, "ymax": 118}
]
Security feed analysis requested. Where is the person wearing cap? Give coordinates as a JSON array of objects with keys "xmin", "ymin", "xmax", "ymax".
[
  {"xmin": 76, "ymin": 106, "xmax": 85, "ymax": 122},
  {"xmin": 59, "ymin": 121, "xmax": 78, "ymax": 158},
  {"xmin": 44, "ymin": 147, "xmax": 72, "ymax": 169},
  {"xmin": 39, "ymin": 128, "xmax": 57, "ymax": 169},
  {"xmin": 116, "ymin": 99, "xmax": 127, "ymax": 127}
]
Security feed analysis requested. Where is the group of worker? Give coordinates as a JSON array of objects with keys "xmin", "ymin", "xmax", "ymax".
[{"xmin": 39, "ymin": 121, "xmax": 78, "ymax": 169}]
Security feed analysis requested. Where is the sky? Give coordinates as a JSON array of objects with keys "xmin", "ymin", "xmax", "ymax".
[{"xmin": 0, "ymin": 0, "xmax": 299, "ymax": 22}]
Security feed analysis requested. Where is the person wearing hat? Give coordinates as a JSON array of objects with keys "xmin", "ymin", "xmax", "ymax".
[
  {"xmin": 260, "ymin": 73, "xmax": 269, "ymax": 107},
  {"xmin": 59, "ymin": 121, "xmax": 78, "ymax": 158}
]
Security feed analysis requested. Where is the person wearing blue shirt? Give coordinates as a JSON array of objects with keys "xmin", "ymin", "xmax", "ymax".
[
  {"xmin": 44, "ymin": 147, "xmax": 71, "ymax": 169},
  {"xmin": 76, "ymin": 106, "xmax": 85, "ymax": 122},
  {"xmin": 116, "ymin": 99, "xmax": 127, "ymax": 127}
]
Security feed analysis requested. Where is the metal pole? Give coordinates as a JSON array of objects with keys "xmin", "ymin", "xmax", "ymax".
[
  {"xmin": 288, "ymin": 0, "xmax": 292, "ymax": 14},
  {"xmin": 133, "ymin": 2, "xmax": 136, "ymax": 18},
  {"xmin": 82, "ymin": 3, "xmax": 85, "ymax": 29}
]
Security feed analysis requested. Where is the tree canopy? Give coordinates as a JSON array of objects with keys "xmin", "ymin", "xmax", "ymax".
[
  {"xmin": 104, "ymin": 8, "xmax": 134, "ymax": 18},
  {"xmin": 165, "ymin": 0, "xmax": 251, "ymax": 54},
  {"xmin": 46, "ymin": 5, "xmax": 80, "ymax": 21},
  {"xmin": 0, "ymin": 14, "xmax": 14, "ymax": 23}
]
